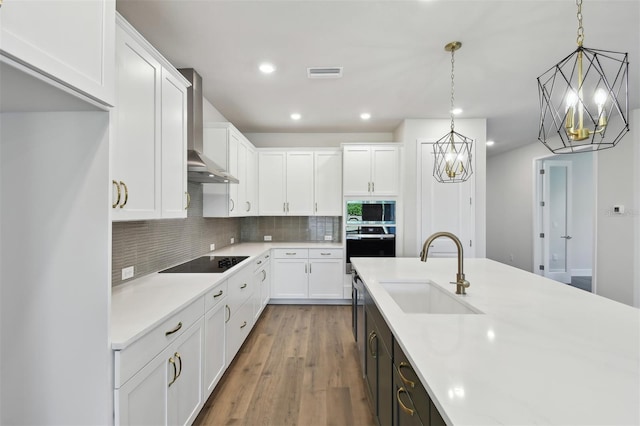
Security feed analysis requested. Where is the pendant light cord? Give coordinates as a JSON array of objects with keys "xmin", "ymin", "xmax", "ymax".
[
  {"xmin": 450, "ymin": 47, "xmax": 455, "ymax": 134},
  {"xmin": 576, "ymin": 0, "xmax": 584, "ymax": 47}
]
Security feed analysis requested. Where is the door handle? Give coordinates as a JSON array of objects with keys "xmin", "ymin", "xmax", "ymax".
[
  {"xmin": 560, "ymin": 235, "xmax": 572, "ymax": 240},
  {"xmin": 112, "ymin": 180, "xmax": 121, "ymax": 208}
]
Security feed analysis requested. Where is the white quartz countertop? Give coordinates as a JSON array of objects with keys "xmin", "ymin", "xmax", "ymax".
[
  {"xmin": 111, "ymin": 242, "xmax": 343, "ymax": 349},
  {"xmin": 351, "ymin": 257, "xmax": 640, "ymax": 426}
]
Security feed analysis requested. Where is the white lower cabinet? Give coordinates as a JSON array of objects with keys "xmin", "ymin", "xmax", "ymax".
[
  {"xmin": 272, "ymin": 248, "xmax": 344, "ymax": 299},
  {"xmin": 204, "ymin": 282, "xmax": 228, "ymax": 397},
  {"xmin": 253, "ymin": 253, "xmax": 271, "ymax": 321},
  {"xmin": 224, "ymin": 264, "xmax": 255, "ymax": 367},
  {"xmin": 115, "ymin": 318, "xmax": 204, "ymax": 426}
]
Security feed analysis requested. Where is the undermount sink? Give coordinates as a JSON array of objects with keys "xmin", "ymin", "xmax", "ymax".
[{"xmin": 380, "ymin": 280, "xmax": 482, "ymax": 314}]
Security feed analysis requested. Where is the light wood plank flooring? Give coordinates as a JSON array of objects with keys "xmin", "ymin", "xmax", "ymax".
[{"xmin": 194, "ymin": 305, "xmax": 375, "ymax": 426}]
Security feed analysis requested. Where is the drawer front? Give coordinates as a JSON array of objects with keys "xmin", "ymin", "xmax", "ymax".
[
  {"xmin": 227, "ymin": 266, "xmax": 254, "ymax": 312},
  {"xmin": 272, "ymin": 248, "xmax": 309, "ymax": 259},
  {"xmin": 308, "ymin": 248, "xmax": 343, "ymax": 259},
  {"xmin": 253, "ymin": 252, "xmax": 271, "ymax": 271},
  {"xmin": 205, "ymin": 280, "xmax": 228, "ymax": 312},
  {"xmin": 115, "ymin": 296, "xmax": 205, "ymax": 388},
  {"xmin": 225, "ymin": 299, "xmax": 254, "ymax": 367}
]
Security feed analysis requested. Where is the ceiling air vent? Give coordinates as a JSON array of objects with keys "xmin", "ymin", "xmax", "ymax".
[{"xmin": 307, "ymin": 67, "xmax": 343, "ymax": 79}]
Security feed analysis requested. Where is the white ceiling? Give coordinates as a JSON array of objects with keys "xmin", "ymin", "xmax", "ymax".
[{"xmin": 116, "ymin": 0, "xmax": 639, "ymax": 156}]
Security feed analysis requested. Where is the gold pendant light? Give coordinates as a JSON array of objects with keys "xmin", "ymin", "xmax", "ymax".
[
  {"xmin": 433, "ymin": 41, "xmax": 473, "ymax": 183},
  {"xmin": 537, "ymin": 0, "xmax": 629, "ymax": 153}
]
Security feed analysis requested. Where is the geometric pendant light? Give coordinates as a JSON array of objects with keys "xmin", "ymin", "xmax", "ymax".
[
  {"xmin": 537, "ymin": 0, "xmax": 629, "ymax": 154},
  {"xmin": 433, "ymin": 41, "xmax": 473, "ymax": 183}
]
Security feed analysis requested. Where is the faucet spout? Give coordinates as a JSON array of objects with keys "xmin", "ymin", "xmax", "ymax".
[{"xmin": 420, "ymin": 232, "xmax": 470, "ymax": 295}]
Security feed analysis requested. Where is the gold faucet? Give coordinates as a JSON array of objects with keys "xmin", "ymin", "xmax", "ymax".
[{"xmin": 420, "ymin": 232, "xmax": 470, "ymax": 295}]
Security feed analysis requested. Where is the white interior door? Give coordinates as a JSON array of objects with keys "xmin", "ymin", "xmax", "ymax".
[
  {"xmin": 419, "ymin": 143, "xmax": 475, "ymax": 258},
  {"xmin": 542, "ymin": 161, "xmax": 573, "ymax": 283}
]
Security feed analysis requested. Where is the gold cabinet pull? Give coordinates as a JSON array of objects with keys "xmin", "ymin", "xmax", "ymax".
[
  {"xmin": 119, "ymin": 181, "xmax": 129, "ymax": 208},
  {"xmin": 230, "ymin": 198, "xmax": 235, "ymax": 212},
  {"xmin": 240, "ymin": 321, "xmax": 247, "ymax": 329},
  {"xmin": 368, "ymin": 331, "xmax": 378, "ymax": 358},
  {"xmin": 240, "ymin": 283, "xmax": 247, "ymax": 289},
  {"xmin": 175, "ymin": 352, "xmax": 182, "ymax": 379},
  {"xmin": 165, "ymin": 321, "xmax": 182, "ymax": 336},
  {"xmin": 262, "ymin": 270, "xmax": 267, "ymax": 281},
  {"xmin": 213, "ymin": 290, "xmax": 223, "ymax": 298},
  {"xmin": 185, "ymin": 192, "xmax": 191, "ymax": 210},
  {"xmin": 168, "ymin": 357, "xmax": 178, "ymax": 387},
  {"xmin": 256, "ymin": 260, "xmax": 262, "ymax": 265},
  {"xmin": 372, "ymin": 182, "xmax": 375, "ymax": 192},
  {"xmin": 246, "ymin": 201, "xmax": 250, "ymax": 212},
  {"xmin": 225, "ymin": 305, "xmax": 230, "ymax": 323},
  {"xmin": 112, "ymin": 180, "xmax": 121, "ymax": 208},
  {"xmin": 397, "ymin": 387, "xmax": 415, "ymax": 416},
  {"xmin": 398, "ymin": 362, "xmax": 416, "ymax": 388}
]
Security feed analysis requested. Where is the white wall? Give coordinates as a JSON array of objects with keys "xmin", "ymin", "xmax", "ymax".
[
  {"xmin": 487, "ymin": 109, "xmax": 639, "ymax": 306},
  {"xmin": 635, "ymin": 109, "xmax": 640, "ymax": 308},
  {"xmin": 245, "ymin": 132, "xmax": 394, "ymax": 148},
  {"xmin": 203, "ymin": 97, "xmax": 228, "ymax": 122},
  {"xmin": 394, "ymin": 119, "xmax": 486, "ymax": 258},
  {"xmin": 1, "ymin": 112, "xmax": 112, "ymax": 424}
]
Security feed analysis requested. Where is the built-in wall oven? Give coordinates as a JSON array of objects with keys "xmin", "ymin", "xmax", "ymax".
[{"xmin": 345, "ymin": 200, "xmax": 396, "ymax": 273}]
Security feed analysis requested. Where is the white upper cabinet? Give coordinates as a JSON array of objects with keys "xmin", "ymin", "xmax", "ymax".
[
  {"xmin": 258, "ymin": 149, "xmax": 341, "ymax": 216},
  {"xmin": 160, "ymin": 69, "xmax": 188, "ymax": 218},
  {"xmin": 258, "ymin": 151, "xmax": 315, "ymax": 216},
  {"xmin": 343, "ymin": 144, "xmax": 399, "ymax": 196},
  {"xmin": 314, "ymin": 150, "xmax": 342, "ymax": 215},
  {"xmin": 0, "ymin": 0, "xmax": 115, "ymax": 106},
  {"xmin": 202, "ymin": 122, "xmax": 258, "ymax": 217},
  {"xmin": 286, "ymin": 152, "xmax": 315, "ymax": 215},
  {"xmin": 112, "ymin": 15, "xmax": 189, "ymax": 221},
  {"xmin": 258, "ymin": 151, "xmax": 287, "ymax": 215}
]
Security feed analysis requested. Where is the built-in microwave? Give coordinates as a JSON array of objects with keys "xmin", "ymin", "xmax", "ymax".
[{"xmin": 345, "ymin": 200, "xmax": 396, "ymax": 273}]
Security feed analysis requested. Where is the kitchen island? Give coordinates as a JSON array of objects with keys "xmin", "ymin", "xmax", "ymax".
[{"xmin": 351, "ymin": 257, "xmax": 640, "ymax": 425}]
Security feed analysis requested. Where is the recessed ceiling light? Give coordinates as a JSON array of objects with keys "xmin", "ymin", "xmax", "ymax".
[
  {"xmin": 486, "ymin": 140, "xmax": 495, "ymax": 146},
  {"xmin": 451, "ymin": 108, "xmax": 463, "ymax": 115},
  {"xmin": 360, "ymin": 113, "xmax": 371, "ymax": 120},
  {"xmin": 290, "ymin": 113, "xmax": 301, "ymax": 120},
  {"xmin": 259, "ymin": 63, "xmax": 275, "ymax": 74}
]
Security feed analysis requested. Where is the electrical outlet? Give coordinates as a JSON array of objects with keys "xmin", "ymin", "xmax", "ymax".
[
  {"xmin": 122, "ymin": 266, "xmax": 134, "ymax": 280},
  {"xmin": 230, "ymin": 237, "xmax": 235, "ymax": 244},
  {"xmin": 210, "ymin": 243, "xmax": 215, "ymax": 252},
  {"xmin": 324, "ymin": 235, "xmax": 332, "ymax": 241},
  {"xmin": 264, "ymin": 235, "xmax": 272, "ymax": 241}
]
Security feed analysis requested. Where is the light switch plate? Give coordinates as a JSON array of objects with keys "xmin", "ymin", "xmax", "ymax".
[
  {"xmin": 264, "ymin": 235, "xmax": 272, "ymax": 241},
  {"xmin": 230, "ymin": 237, "xmax": 235, "ymax": 244},
  {"xmin": 210, "ymin": 243, "xmax": 215, "ymax": 251},
  {"xmin": 122, "ymin": 266, "xmax": 134, "ymax": 280}
]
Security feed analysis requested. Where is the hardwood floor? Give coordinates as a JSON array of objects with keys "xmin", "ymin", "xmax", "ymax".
[{"xmin": 194, "ymin": 305, "xmax": 376, "ymax": 426}]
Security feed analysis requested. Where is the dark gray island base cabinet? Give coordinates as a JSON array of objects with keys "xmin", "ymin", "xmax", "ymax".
[{"xmin": 363, "ymin": 285, "xmax": 446, "ymax": 426}]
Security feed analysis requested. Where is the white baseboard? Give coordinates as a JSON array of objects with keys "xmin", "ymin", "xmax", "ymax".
[{"xmin": 572, "ymin": 269, "xmax": 592, "ymax": 277}]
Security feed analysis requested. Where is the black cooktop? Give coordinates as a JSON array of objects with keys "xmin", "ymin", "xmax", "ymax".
[{"xmin": 159, "ymin": 256, "xmax": 249, "ymax": 274}]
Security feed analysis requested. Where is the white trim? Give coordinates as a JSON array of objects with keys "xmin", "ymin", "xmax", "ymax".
[{"xmin": 633, "ymin": 109, "xmax": 640, "ymax": 308}]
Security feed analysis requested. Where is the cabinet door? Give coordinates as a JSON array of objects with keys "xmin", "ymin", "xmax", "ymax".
[
  {"xmin": 393, "ymin": 367, "xmax": 423, "ymax": 426},
  {"xmin": 260, "ymin": 262, "xmax": 271, "ymax": 308},
  {"xmin": 258, "ymin": 152, "xmax": 287, "ymax": 215},
  {"xmin": 286, "ymin": 152, "xmax": 315, "ymax": 215},
  {"xmin": 308, "ymin": 259, "xmax": 343, "ymax": 299},
  {"xmin": 115, "ymin": 346, "xmax": 169, "ymax": 426},
  {"xmin": 236, "ymin": 140, "xmax": 248, "ymax": 215},
  {"xmin": 246, "ymin": 146, "xmax": 258, "ymax": 215},
  {"xmin": 364, "ymin": 309, "xmax": 378, "ymax": 413},
  {"xmin": 112, "ymin": 25, "xmax": 161, "ymax": 220},
  {"xmin": 228, "ymin": 130, "xmax": 241, "ymax": 216},
  {"xmin": 314, "ymin": 151, "xmax": 342, "ymax": 215},
  {"xmin": 225, "ymin": 300, "xmax": 253, "ymax": 368},
  {"xmin": 378, "ymin": 342, "xmax": 393, "ymax": 426},
  {"xmin": 371, "ymin": 146, "xmax": 399, "ymax": 196},
  {"xmin": 272, "ymin": 259, "xmax": 308, "ymax": 298},
  {"xmin": 0, "ymin": 0, "xmax": 115, "ymax": 105},
  {"xmin": 160, "ymin": 68, "xmax": 188, "ymax": 218},
  {"xmin": 343, "ymin": 146, "xmax": 372, "ymax": 196},
  {"xmin": 204, "ymin": 302, "xmax": 226, "ymax": 397},
  {"xmin": 253, "ymin": 263, "xmax": 270, "ymax": 321},
  {"xmin": 167, "ymin": 319, "xmax": 204, "ymax": 426}
]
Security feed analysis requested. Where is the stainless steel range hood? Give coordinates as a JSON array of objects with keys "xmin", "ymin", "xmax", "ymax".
[{"xmin": 178, "ymin": 68, "xmax": 239, "ymax": 184}]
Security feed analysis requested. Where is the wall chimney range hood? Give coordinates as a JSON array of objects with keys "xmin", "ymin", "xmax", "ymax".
[{"xmin": 178, "ymin": 68, "xmax": 239, "ymax": 184}]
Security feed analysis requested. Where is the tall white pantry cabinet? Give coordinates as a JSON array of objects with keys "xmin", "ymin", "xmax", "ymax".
[{"xmin": 1, "ymin": 1, "xmax": 115, "ymax": 425}]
